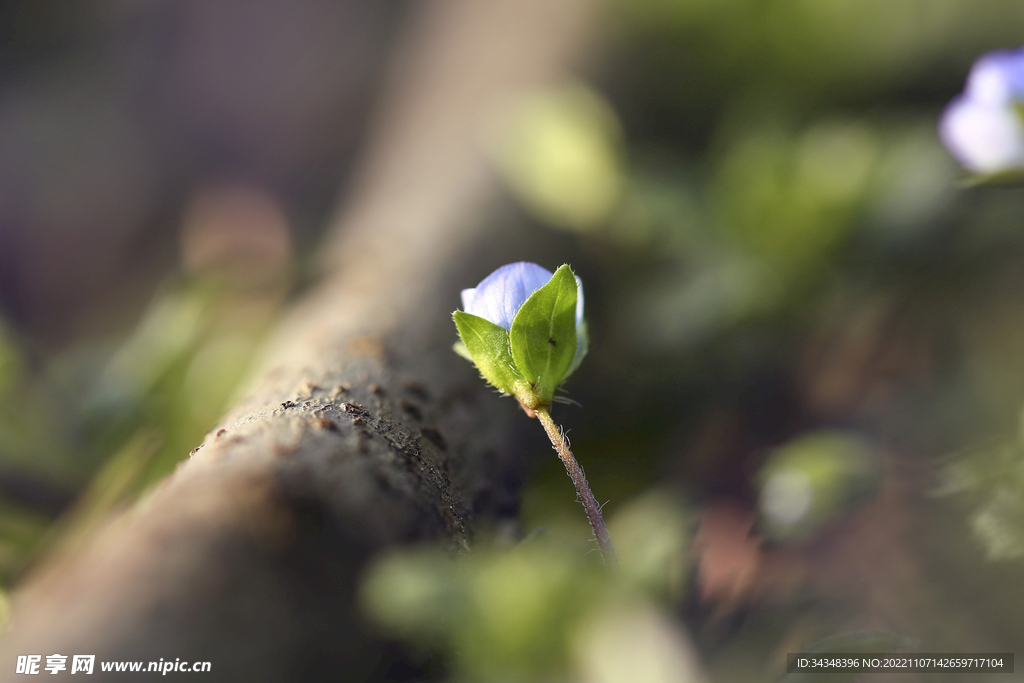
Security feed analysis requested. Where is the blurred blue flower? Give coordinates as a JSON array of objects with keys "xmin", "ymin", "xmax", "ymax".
[
  {"xmin": 461, "ymin": 262, "xmax": 584, "ymax": 332},
  {"xmin": 939, "ymin": 47, "xmax": 1024, "ymax": 175}
]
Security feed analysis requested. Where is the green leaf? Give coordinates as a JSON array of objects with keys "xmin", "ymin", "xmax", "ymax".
[
  {"xmin": 453, "ymin": 311, "xmax": 521, "ymax": 395},
  {"xmin": 508, "ymin": 264, "xmax": 578, "ymax": 406}
]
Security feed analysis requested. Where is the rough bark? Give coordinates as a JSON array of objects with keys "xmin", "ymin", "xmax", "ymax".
[{"xmin": 0, "ymin": 0, "xmax": 593, "ymax": 679}]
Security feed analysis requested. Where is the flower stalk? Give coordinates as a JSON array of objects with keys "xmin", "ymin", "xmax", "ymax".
[{"xmin": 535, "ymin": 407, "xmax": 617, "ymax": 568}]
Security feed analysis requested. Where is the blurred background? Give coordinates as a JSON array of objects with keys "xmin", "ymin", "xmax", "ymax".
[{"xmin": 2, "ymin": 0, "xmax": 1024, "ymax": 680}]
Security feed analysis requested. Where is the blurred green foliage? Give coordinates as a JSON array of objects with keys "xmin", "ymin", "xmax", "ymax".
[
  {"xmin": 755, "ymin": 432, "xmax": 882, "ymax": 542},
  {"xmin": 496, "ymin": 84, "xmax": 626, "ymax": 231},
  {"xmin": 937, "ymin": 428, "xmax": 1024, "ymax": 561},
  {"xmin": 0, "ymin": 273, "xmax": 282, "ymax": 584},
  {"xmin": 362, "ymin": 492, "xmax": 693, "ymax": 683}
]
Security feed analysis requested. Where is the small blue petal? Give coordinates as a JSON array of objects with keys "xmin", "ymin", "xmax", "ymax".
[
  {"xmin": 575, "ymin": 275, "xmax": 584, "ymax": 329},
  {"xmin": 939, "ymin": 95, "xmax": 1024, "ymax": 174},
  {"xmin": 464, "ymin": 262, "xmax": 553, "ymax": 330},
  {"xmin": 460, "ymin": 288, "xmax": 476, "ymax": 311},
  {"xmin": 966, "ymin": 48, "xmax": 1024, "ymax": 104},
  {"xmin": 940, "ymin": 46, "xmax": 1024, "ymax": 174}
]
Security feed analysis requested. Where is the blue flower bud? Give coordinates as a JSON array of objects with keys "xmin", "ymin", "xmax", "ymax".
[
  {"xmin": 460, "ymin": 262, "xmax": 557, "ymax": 331},
  {"xmin": 461, "ymin": 262, "xmax": 584, "ymax": 331},
  {"xmin": 453, "ymin": 262, "xmax": 588, "ymax": 409},
  {"xmin": 940, "ymin": 47, "xmax": 1024, "ymax": 175}
]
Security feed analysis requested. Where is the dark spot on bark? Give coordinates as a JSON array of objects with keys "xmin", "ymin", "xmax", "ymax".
[
  {"xmin": 404, "ymin": 381, "xmax": 430, "ymax": 400},
  {"xmin": 401, "ymin": 400, "xmax": 423, "ymax": 421},
  {"xmin": 312, "ymin": 417, "xmax": 337, "ymax": 432},
  {"xmin": 281, "ymin": 400, "xmax": 296, "ymax": 409},
  {"xmin": 343, "ymin": 402, "xmax": 366, "ymax": 415},
  {"xmin": 420, "ymin": 426, "xmax": 447, "ymax": 451}
]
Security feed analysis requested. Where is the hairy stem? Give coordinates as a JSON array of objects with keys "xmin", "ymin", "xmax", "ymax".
[{"xmin": 535, "ymin": 408, "xmax": 617, "ymax": 568}]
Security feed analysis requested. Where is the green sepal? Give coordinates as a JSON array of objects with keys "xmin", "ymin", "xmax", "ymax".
[
  {"xmin": 508, "ymin": 264, "xmax": 578, "ymax": 407},
  {"xmin": 453, "ymin": 311, "xmax": 521, "ymax": 395}
]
